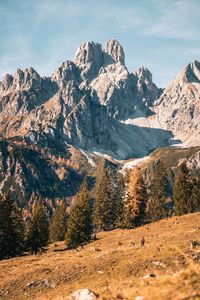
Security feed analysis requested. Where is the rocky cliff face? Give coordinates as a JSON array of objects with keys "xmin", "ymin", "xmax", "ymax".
[
  {"xmin": 155, "ymin": 60, "xmax": 200, "ymax": 145},
  {"xmin": 105, "ymin": 38, "xmax": 125, "ymax": 65},
  {"xmin": 135, "ymin": 66, "xmax": 162, "ymax": 107},
  {"xmin": 0, "ymin": 38, "xmax": 199, "ymax": 206},
  {"xmin": 0, "ymin": 38, "xmax": 164, "ymax": 157}
]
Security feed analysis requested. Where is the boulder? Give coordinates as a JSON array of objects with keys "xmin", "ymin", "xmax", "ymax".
[
  {"xmin": 66, "ymin": 288, "xmax": 98, "ymax": 300},
  {"xmin": 143, "ymin": 273, "xmax": 156, "ymax": 279}
]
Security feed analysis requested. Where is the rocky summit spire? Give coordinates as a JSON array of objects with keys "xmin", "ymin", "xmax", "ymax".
[
  {"xmin": 134, "ymin": 66, "xmax": 160, "ymax": 107},
  {"xmin": 186, "ymin": 60, "xmax": 200, "ymax": 83},
  {"xmin": 135, "ymin": 67, "xmax": 153, "ymax": 83},
  {"xmin": 74, "ymin": 41, "xmax": 102, "ymax": 66},
  {"xmin": 170, "ymin": 60, "xmax": 200, "ymax": 86},
  {"xmin": 74, "ymin": 41, "xmax": 103, "ymax": 81},
  {"xmin": 105, "ymin": 38, "xmax": 125, "ymax": 65}
]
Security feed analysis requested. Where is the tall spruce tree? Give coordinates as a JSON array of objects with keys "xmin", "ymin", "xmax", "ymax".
[
  {"xmin": 123, "ymin": 168, "xmax": 147, "ymax": 228},
  {"xmin": 0, "ymin": 193, "xmax": 25, "ymax": 259},
  {"xmin": 190, "ymin": 176, "xmax": 200, "ymax": 212},
  {"xmin": 26, "ymin": 199, "xmax": 49, "ymax": 254},
  {"xmin": 65, "ymin": 179, "xmax": 92, "ymax": 249},
  {"xmin": 173, "ymin": 162, "xmax": 198, "ymax": 216},
  {"xmin": 49, "ymin": 201, "xmax": 67, "ymax": 242},
  {"xmin": 93, "ymin": 168, "xmax": 115, "ymax": 230},
  {"xmin": 114, "ymin": 174, "xmax": 125, "ymax": 228},
  {"xmin": 148, "ymin": 161, "xmax": 169, "ymax": 222}
]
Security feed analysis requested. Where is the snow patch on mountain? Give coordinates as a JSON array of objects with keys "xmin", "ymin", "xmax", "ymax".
[
  {"xmin": 119, "ymin": 156, "xmax": 150, "ymax": 174},
  {"xmin": 79, "ymin": 149, "xmax": 97, "ymax": 168}
]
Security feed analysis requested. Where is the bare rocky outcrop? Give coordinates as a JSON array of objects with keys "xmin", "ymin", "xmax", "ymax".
[
  {"xmin": 74, "ymin": 41, "xmax": 103, "ymax": 81},
  {"xmin": 0, "ymin": 38, "xmax": 168, "ymax": 160},
  {"xmin": 135, "ymin": 66, "xmax": 162, "ymax": 107},
  {"xmin": 0, "ymin": 38, "xmax": 199, "ymax": 204},
  {"xmin": 91, "ymin": 63, "xmax": 138, "ymax": 120},
  {"xmin": 66, "ymin": 288, "xmax": 98, "ymax": 300},
  {"xmin": 155, "ymin": 60, "xmax": 200, "ymax": 145},
  {"xmin": 104, "ymin": 38, "xmax": 125, "ymax": 65}
]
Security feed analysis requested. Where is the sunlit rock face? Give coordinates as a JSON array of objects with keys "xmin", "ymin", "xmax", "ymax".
[
  {"xmin": 155, "ymin": 60, "xmax": 200, "ymax": 145},
  {"xmin": 0, "ymin": 38, "xmax": 200, "ymax": 202},
  {"xmin": 1, "ymin": 39, "xmax": 199, "ymax": 156},
  {"xmin": 104, "ymin": 38, "xmax": 125, "ymax": 65}
]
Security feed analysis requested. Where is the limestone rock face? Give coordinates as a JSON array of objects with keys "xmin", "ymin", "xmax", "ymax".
[
  {"xmin": 0, "ymin": 38, "xmax": 171, "ymax": 159},
  {"xmin": 0, "ymin": 39, "xmax": 200, "ymax": 202},
  {"xmin": 91, "ymin": 63, "xmax": 138, "ymax": 120},
  {"xmin": 0, "ymin": 67, "xmax": 42, "ymax": 93},
  {"xmin": 105, "ymin": 38, "xmax": 125, "ymax": 65},
  {"xmin": 52, "ymin": 61, "xmax": 81, "ymax": 88},
  {"xmin": 74, "ymin": 41, "xmax": 103, "ymax": 81},
  {"xmin": 155, "ymin": 60, "xmax": 200, "ymax": 145},
  {"xmin": 1, "ymin": 38, "xmax": 199, "ymax": 204},
  {"xmin": 91, "ymin": 63, "xmax": 160, "ymax": 120},
  {"xmin": 135, "ymin": 66, "xmax": 161, "ymax": 107}
]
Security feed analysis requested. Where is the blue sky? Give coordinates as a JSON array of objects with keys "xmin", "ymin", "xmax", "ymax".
[{"xmin": 0, "ymin": 0, "xmax": 199, "ymax": 87}]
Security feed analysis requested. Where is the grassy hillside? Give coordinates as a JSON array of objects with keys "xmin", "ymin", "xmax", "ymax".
[{"xmin": 0, "ymin": 213, "xmax": 200, "ymax": 300}]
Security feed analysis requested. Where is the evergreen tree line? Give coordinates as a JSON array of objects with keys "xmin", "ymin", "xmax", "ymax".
[
  {"xmin": 1, "ymin": 161, "xmax": 200, "ymax": 259},
  {"xmin": 147, "ymin": 160, "xmax": 200, "ymax": 220},
  {"xmin": 0, "ymin": 194, "xmax": 49, "ymax": 259}
]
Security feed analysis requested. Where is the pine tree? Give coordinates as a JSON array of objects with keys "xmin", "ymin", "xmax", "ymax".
[
  {"xmin": 65, "ymin": 179, "xmax": 92, "ymax": 249},
  {"xmin": 11, "ymin": 204, "xmax": 25, "ymax": 256},
  {"xmin": 173, "ymin": 163, "xmax": 199, "ymax": 215},
  {"xmin": 26, "ymin": 199, "xmax": 49, "ymax": 254},
  {"xmin": 114, "ymin": 174, "xmax": 126, "ymax": 228},
  {"xmin": 123, "ymin": 168, "xmax": 147, "ymax": 228},
  {"xmin": 148, "ymin": 161, "xmax": 169, "ymax": 222},
  {"xmin": 190, "ymin": 176, "xmax": 200, "ymax": 212},
  {"xmin": 174, "ymin": 162, "xmax": 191, "ymax": 216},
  {"xmin": 93, "ymin": 168, "xmax": 115, "ymax": 230},
  {"xmin": 0, "ymin": 193, "xmax": 25, "ymax": 259},
  {"xmin": 49, "ymin": 201, "xmax": 68, "ymax": 242}
]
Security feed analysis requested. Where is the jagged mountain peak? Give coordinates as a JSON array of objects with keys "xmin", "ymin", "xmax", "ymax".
[
  {"xmin": 52, "ymin": 60, "xmax": 81, "ymax": 87},
  {"xmin": 73, "ymin": 41, "xmax": 103, "ymax": 81},
  {"xmin": 0, "ymin": 73, "xmax": 13, "ymax": 92},
  {"xmin": 155, "ymin": 59, "xmax": 200, "ymax": 146},
  {"xmin": 0, "ymin": 66, "xmax": 41, "ymax": 93},
  {"xmin": 170, "ymin": 59, "xmax": 200, "ymax": 86},
  {"xmin": 74, "ymin": 41, "xmax": 102, "ymax": 65},
  {"xmin": 69, "ymin": 38, "xmax": 126, "ymax": 81},
  {"xmin": 187, "ymin": 59, "xmax": 200, "ymax": 82},
  {"xmin": 14, "ymin": 66, "xmax": 40, "ymax": 78},
  {"xmin": 191, "ymin": 59, "xmax": 200, "ymax": 69},
  {"xmin": 1, "ymin": 38, "xmax": 199, "ymax": 204},
  {"xmin": 104, "ymin": 38, "xmax": 125, "ymax": 65},
  {"xmin": 135, "ymin": 66, "xmax": 153, "ymax": 83}
]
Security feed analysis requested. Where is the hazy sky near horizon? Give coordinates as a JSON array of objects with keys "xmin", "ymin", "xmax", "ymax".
[{"xmin": 0, "ymin": 0, "xmax": 199, "ymax": 87}]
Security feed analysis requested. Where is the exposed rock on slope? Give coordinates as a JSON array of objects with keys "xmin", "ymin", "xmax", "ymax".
[
  {"xmin": 0, "ymin": 39, "xmax": 168, "ymax": 161},
  {"xmin": 135, "ymin": 66, "xmax": 162, "ymax": 107},
  {"xmin": 0, "ymin": 140, "xmax": 83, "ymax": 206},
  {"xmin": 74, "ymin": 42, "xmax": 103, "ymax": 82},
  {"xmin": 105, "ymin": 38, "xmax": 125, "ymax": 65},
  {"xmin": 0, "ymin": 38, "xmax": 199, "ymax": 203},
  {"xmin": 155, "ymin": 60, "xmax": 200, "ymax": 145},
  {"xmin": 91, "ymin": 63, "xmax": 138, "ymax": 120}
]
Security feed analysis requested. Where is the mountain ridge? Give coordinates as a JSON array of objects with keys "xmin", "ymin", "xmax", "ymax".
[{"xmin": 0, "ymin": 38, "xmax": 199, "ymax": 205}]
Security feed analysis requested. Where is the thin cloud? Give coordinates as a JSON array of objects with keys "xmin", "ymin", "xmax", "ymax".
[
  {"xmin": 0, "ymin": 0, "xmax": 199, "ymax": 86},
  {"xmin": 143, "ymin": 0, "xmax": 200, "ymax": 40}
]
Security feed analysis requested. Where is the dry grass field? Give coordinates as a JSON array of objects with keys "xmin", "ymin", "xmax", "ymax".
[{"xmin": 0, "ymin": 213, "xmax": 200, "ymax": 300}]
